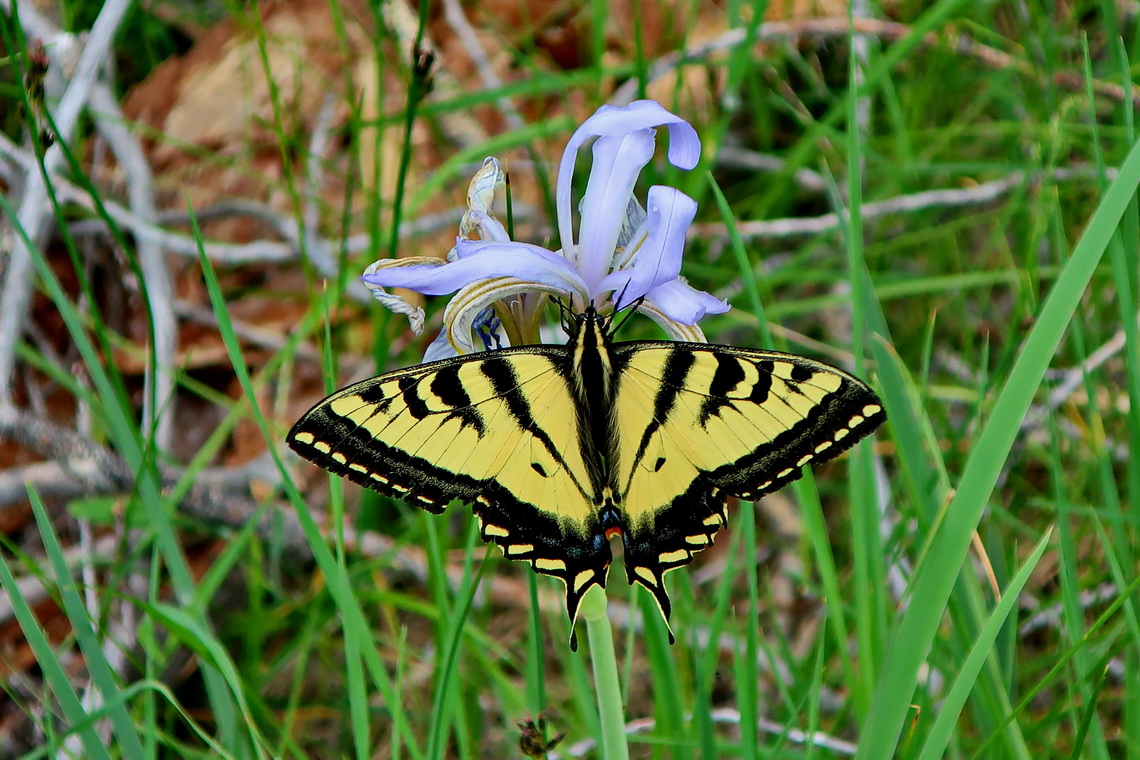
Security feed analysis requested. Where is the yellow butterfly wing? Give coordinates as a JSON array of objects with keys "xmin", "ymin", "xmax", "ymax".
[
  {"xmin": 287, "ymin": 349, "xmax": 613, "ymax": 630},
  {"xmin": 610, "ymin": 342, "xmax": 886, "ymax": 622}
]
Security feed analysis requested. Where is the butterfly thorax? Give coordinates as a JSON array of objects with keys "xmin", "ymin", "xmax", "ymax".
[
  {"xmin": 567, "ymin": 308, "xmax": 615, "ymax": 400},
  {"xmin": 566, "ymin": 309, "xmax": 624, "ymax": 531}
]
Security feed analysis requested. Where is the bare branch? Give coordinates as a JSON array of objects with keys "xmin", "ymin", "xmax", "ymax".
[
  {"xmin": 715, "ymin": 146, "xmax": 826, "ymax": 192},
  {"xmin": 88, "ymin": 82, "xmax": 177, "ymax": 451},
  {"xmin": 610, "ymin": 17, "xmax": 1140, "ymax": 108},
  {"xmin": 691, "ymin": 167, "xmax": 1114, "ymax": 242},
  {"xmin": 0, "ymin": 0, "xmax": 134, "ymax": 409},
  {"xmin": 439, "ymin": 0, "xmax": 526, "ymax": 131},
  {"xmin": 302, "ymin": 94, "xmax": 339, "ymax": 278},
  {"xmin": 0, "ymin": 132, "xmax": 536, "ymax": 285},
  {"xmin": 1022, "ymin": 311, "xmax": 1139, "ymax": 432},
  {"xmin": 552, "ymin": 706, "xmax": 857, "ymax": 759}
]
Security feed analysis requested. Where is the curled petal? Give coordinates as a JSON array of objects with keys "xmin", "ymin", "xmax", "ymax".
[
  {"xmin": 600, "ymin": 186, "xmax": 696, "ymax": 310},
  {"xmin": 644, "ymin": 278, "xmax": 729, "ymax": 326},
  {"xmin": 467, "ymin": 157, "xmax": 503, "ymax": 213},
  {"xmin": 637, "ymin": 300, "xmax": 709, "ymax": 342},
  {"xmin": 460, "ymin": 157, "xmax": 509, "ymax": 241},
  {"xmin": 461, "ymin": 209, "xmax": 510, "ymax": 242},
  {"xmin": 440, "ymin": 277, "xmax": 567, "ymax": 355},
  {"xmin": 367, "ymin": 289, "xmax": 426, "ymax": 335},
  {"xmin": 362, "ymin": 256, "xmax": 452, "ymax": 333},
  {"xmin": 556, "ymin": 100, "xmax": 701, "ymax": 261},
  {"xmin": 565, "ymin": 100, "xmax": 701, "ymax": 168}
]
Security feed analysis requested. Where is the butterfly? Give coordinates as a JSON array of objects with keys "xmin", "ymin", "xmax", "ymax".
[{"xmin": 288, "ymin": 307, "xmax": 885, "ymax": 648}]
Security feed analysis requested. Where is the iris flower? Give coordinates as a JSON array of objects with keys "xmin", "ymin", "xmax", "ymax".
[{"xmin": 361, "ymin": 99, "xmax": 728, "ymax": 357}]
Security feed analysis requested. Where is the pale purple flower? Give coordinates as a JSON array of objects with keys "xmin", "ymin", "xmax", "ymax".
[{"xmin": 361, "ymin": 100, "xmax": 728, "ymax": 356}]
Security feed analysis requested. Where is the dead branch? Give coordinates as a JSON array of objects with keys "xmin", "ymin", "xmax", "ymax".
[{"xmin": 611, "ymin": 17, "xmax": 1140, "ymax": 109}]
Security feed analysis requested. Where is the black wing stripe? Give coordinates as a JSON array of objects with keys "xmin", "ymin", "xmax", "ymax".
[
  {"xmin": 790, "ymin": 362, "xmax": 814, "ymax": 383},
  {"xmin": 398, "ymin": 375, "xmax": 432, "ymax": 420},
  {"xmin": 429, "ymin": 364, "xmax": 469, "ymax": 408},
  {"xmin": 429, "ymin": 364, "xmax": 485, "ymax": 436},
  {"xmin": 698, "ymin": 353, "xmax": 746, "ymax": 425},
  {"xmin": 748, "ymin": 362, "xmax": 773, "ymax": 404},
  {"xmin": 479, "ymin": 356, "xmax": 581, "ymax": 482},
  {"xmin": 289, "ymin": 408, "xmax": 479, "ymax": 511},
  {"xmin": 630, "ymin": 348, "xmax": 695, "ymax": 472}
]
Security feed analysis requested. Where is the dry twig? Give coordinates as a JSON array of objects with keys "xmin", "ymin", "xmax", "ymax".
[
  {"xmin": 552, "ymin": 706, "xmax": 856, "ymax": 759},
  {"xmin": 692, "ymin": 166, "xmax": 1114, "ymax": 243},
  {"xmin": 1022, "ymin": 310, "xmax": 1140, "ymax": 432},
  {"xmin": 88, "ymin": 82, "xmax": 177, "ymax": 451},
  {"xmin": 610, "ymin": 17, "xmax": 1140, "ymax": 108},
  {"xmin": 0, "ymin": 0, "xmax": 133, "ymax": 409}
]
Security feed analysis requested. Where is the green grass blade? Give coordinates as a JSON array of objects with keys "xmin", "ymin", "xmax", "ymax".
[
  {"xmin": 144, "ymin": 602, "xmax": 270, "ymax": 758},
  {"xmin": 915, "ymin": 527, "xmax": 1053, "ymax": 760},
  {"xmin": 0, "ymin": 191, "xmax": 242, "ymax": 741},
  {"xmin": 194, "ymin": 232, "xmax": 424, "ymax": 759},
  {"xmin": 1068, "ymin": 662, "xmax": 1111, "ymax": 760},
  {"xmin": 735, "ymin": 498, "xmax": 760, "ymax": 760},
  {"xmin": 856, "ymin": 133, "xmax": 1140, "ymax": 760},
  {"xmin": 26, "ymin": 488, "xmax": 148, "ymax": 757},
  {"xmin": 0, "ymin": 538, "xmax": 114, "ymax": 759}
]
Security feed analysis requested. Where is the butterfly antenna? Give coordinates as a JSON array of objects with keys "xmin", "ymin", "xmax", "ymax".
[
  {"xmin": 554, "ymin": 295, "xmax": 574, "ymax": 335},
  {"xmin": 610, "ymin": 295, "xmax": 645, "ymax": 337}
]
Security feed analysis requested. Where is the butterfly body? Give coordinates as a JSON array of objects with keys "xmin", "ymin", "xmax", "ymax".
[{"xmin": 288, "ymin": 309, "xmax": 885, "ymax": 645}]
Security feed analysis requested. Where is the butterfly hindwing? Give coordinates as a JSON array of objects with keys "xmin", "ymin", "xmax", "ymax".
[
  {"xmin": 612, "ymin": 342, "xmax": 886, "ymax": 624},
  {"xmin": 287, "ymin": 347, "xmax": 612, "ymax": 633}
]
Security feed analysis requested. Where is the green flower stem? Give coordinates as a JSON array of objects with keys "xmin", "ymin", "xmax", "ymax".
[{"xmin": 580, "ymin": 586, "xmax": 629, "ymax": 760}]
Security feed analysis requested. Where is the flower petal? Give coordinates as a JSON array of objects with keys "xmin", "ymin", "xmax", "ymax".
[
  {"xmin": 423, "ymin": 304, "xmax": 504, "ymax": 361},
  {"xmin": 439, "ymin": 277, "xmax": 567, "ymax": 355},
  {"xmin": 367, "ymin": 290, "xmax": 426, "ymax": 335},
  {"xmin": 556, "ymin": 100, "xmax": 701, "ymax": 265},
  {"xmin": 362, "ymin": 241, "xmax": 587, "ymax": 298},
  {"xmin": 461, "ymin": 209, "xmax": 510, "ymax": 242},
  {"xmin": 361, "ymin": 257, "xmax": 452, "ymax": 333},
  {"xmin": 636, "ymin": 300, "xmax": 709, "ymax": 342},
  {"xmin": 460, "ymin": 157, "xmax": 510, "ymax": 241},
  {"xmin": 361, "ymin": 256, "xmax": 472, "ymax": 295},
  {"xmin": 468, "ymin": 157, "xmax": 503, "ymax": 212},
  {"xmin": 422, "ymin": 326, "xmax": 462, "ymax": 362},
  {"xmin": 574, "ymin": 129, "xmax": 658, "ymax": 290},
  {"xmin": 614, "ymin": 194, "xmax": 647, "ymax": 264},
  {"xmin": 601, "ymin": 186, "xmax": 696, "ymax": 310},
  {"xmin": 644, "ymin": 278, "xmax": 729, "ymax": 325},
  {"xmin": 453, "ymin": 240, "xmax": 591, "ymax": 296}
]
